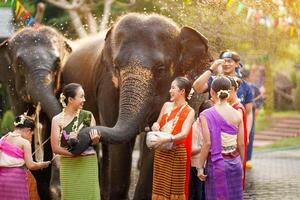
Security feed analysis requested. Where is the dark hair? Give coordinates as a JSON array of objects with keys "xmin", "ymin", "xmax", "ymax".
[
  {"xmin": 14, "ymin": 115, "xmax": 35, "ymax": 131},
  {"xmin": 226, "ymin": 76, "xmax": 241, "ymax": 91},
  {"xmin": 198, "ymin": 100, "xmax": 213, "ymax": 113},
  {"xmin": 211, "ymin": 76, "xmax": 231, "ymax": 99},
  {"xmin": 62, "ymin": 83, "xmax": 82, "ymax": 105},
  {"xmin": 219, "ymin": 50, "xmax": 240, "ymax": 62},
  {"xmin": 174, "ymin": 77, "xmax": 192, "ymax": 99}
]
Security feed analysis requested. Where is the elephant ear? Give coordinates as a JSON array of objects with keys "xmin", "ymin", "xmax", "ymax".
[
  {"xmin": 179, "ymin": 27, "xmax": 211, "ymax": 76},
  {"xmin": 0, "ymin": 40, "xmax": 13, "ymax": 82}
]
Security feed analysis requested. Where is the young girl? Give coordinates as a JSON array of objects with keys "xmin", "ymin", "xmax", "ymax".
[
  {"xmin": 197, "ymin": 76, "xmax": 244, "ymax": 200},
  {"xmin": 0, "ymin": 114, "xmax": 50, "ymax": 199},
  {"xmin": 151, "ymin": 77, "xmax": 195, "ymax": 200}
]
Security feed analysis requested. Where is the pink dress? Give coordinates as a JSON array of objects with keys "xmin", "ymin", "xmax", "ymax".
[{"xmin": 0, "ymin": 135, "xmax": 29, "ymax": 200}]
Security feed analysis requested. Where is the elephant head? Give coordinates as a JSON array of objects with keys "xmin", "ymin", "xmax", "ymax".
[
  {"xmin": 0, "ymin": 26, "xmax": 72, "ymax": 118},
  {"xmin": 75, "ymin": 13, "xmax": 212, "ymax": 153}
]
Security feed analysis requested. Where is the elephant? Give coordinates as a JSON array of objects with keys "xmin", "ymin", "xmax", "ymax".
[
  {"xmin": 62, "ymin": 13, "xmax": 212, "ymax": 200},
  {"xmin": 0, "ymin": 26, "xmax": 72, "ymax": 200}
]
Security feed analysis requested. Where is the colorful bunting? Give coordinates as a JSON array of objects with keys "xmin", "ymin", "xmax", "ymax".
[
  {"xmin": 228, "ymin": 0, "xmax": 300, "ymax": 39},
  {"xmin": 246, "ymin": 7, "xmax": 255, "ymax": 22},
  {"xmin": 9, "ymin": 0, "xmax": 38, "ymax": 27}
]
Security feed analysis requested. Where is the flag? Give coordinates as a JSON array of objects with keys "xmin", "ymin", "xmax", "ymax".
[{"xmin": 236, "ymin": 2, "xmax": 245, "ymax": 15}]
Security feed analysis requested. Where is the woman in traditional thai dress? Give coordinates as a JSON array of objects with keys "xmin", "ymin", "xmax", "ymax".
[
  {"xmin": 0, "ymin": 114, "xmax": 50, "ymax": 200},
  {"xmin": 151, "ymin": 77, "xmax": 195, "ymax": 200},
  {"xmin": 50, "ymin": 83, "xmax": 101, "ymax": 200},
  {"xmin": 197, "ymin": 76, "xmax": 245, "ymax": 200}
]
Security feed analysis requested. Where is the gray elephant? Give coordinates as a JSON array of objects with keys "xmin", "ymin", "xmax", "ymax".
[
  {"xmin": 0, "ymin": 26, "xmax": 72, "ymax": 200},
  {"xmin": 62, "ymin": 13, "xmax": 212, "ymax": 200}
]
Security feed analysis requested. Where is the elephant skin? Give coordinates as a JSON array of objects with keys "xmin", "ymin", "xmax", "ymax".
[
  {"xmin": 62, "ymin": 13, "xmax": 212, "ymax": 200},
  {"xmin": 0, "ymin": 26, "xmax": 72, "ymax": 200}
]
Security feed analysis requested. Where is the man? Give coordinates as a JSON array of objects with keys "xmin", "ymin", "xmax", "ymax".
[{"xmin": 193, "ymin": 50, "xmax": 253, "ymax": 145}]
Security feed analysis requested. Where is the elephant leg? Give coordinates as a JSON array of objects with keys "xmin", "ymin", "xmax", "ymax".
[
  {"xmin": 101, "ymin": 138, "xmax": 136, "ymax": 200},
  {"xmin": 133, "ymin": 132, "xmax": 154, "ymax": 200}
]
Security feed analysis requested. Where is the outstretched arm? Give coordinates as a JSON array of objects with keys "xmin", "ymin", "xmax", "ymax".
[
  {"xmin": 193, "ymin": 59, "xmax": 224, "ymax": 93},
  {"xmin": 23, "ymin": 140, "xmax": 50, "ymax": 170}
]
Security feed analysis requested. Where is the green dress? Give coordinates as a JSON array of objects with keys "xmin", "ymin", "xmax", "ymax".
[{"xmin": 60, "ymin": 110, "xmax": 100, "ymax": 200}]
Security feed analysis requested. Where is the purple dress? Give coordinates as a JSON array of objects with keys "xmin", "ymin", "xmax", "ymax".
[
  {"xmin": 0, "ymin": 135, "xmax": 29, "ymax": 200},
  {"xmin": 201, "ymin": 107, "xmax": 243, "ymax": 200}
]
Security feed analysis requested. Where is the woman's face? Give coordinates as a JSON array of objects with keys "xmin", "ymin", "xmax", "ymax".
[
  {"xmin": 169, "ymin": 81, "xmax": 185, "ymax": 102},
  {"xmin": 222, "ymin": 58, "xmax": 238, "ymax": 75},
  {"xmin": 69, "ymin": 87, "xmax": 86, "ymax": 109}
]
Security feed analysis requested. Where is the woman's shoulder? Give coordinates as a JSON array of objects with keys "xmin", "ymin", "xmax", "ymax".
[{"xmin": 52, "ymin": 113, "xmax": 63, "ymax": 122}]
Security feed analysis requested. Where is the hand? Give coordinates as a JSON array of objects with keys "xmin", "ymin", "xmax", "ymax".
[
  {"xmin": 197, "ymin": 167, "xmax": 207, "ymax": 181},
  {"xmin": 153, "ymin": 137, "xmax": 171, "ymax": 149},
  {"xmin": 151, "ymin": 122, "xmax": 160, "ymax": 131},
  {"xmin": 40, "ymin": 161, "xmax": 51, "ymax": 169},
  {"xmin": 89, "ymin": 129, "xmax": 101, "ymax": 145},
  {"xmin": 210, "ymin": 59, "xmax": 224, "ymax": 72}
]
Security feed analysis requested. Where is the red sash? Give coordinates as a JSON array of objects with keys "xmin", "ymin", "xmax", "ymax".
[
  {"xmin": 159, "ymin": 104, "xmax": 192, "ymax": 200},
  {"xmin": 232, "ymin": 102, "xmax": 247, "ymax": 190}
]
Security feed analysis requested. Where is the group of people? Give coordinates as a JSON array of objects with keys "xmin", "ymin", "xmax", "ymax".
[
  {"xmin": 0, "ymin": 50, "xmax": 262, "ymax": 200},
  {"xmin": 150, "ymin": 50, "xmax": 262, "ymax": 200}
]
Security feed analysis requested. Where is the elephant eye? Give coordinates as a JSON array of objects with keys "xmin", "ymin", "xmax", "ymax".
[{"xmin": 155, "ymin": 65, "xmax": 166, "ymax": 73}]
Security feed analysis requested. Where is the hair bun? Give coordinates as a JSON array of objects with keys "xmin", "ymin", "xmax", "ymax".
[{"xmin": 217, "ymin": 89, "xmax": 229, "ymax": 99}]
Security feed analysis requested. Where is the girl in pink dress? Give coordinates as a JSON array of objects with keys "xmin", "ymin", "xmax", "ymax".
[{"xmin": 0, "ymin": 114, "xmax": 50, "ymax": 200}]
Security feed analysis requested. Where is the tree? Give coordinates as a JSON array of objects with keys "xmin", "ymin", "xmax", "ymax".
[{"xmin": 44, "ymin": 0, "xmax": 136, "ymax": 38}]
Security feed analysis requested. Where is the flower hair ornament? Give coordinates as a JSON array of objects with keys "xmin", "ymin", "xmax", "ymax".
[
  {"xmin": 14, "ymin": 112, "xmax": 28, "ymax": 126},
  {"xmin": 187, "ymin": 88, "xmax": 194, "ymax": 100},
  {"xmin": 60, "ymin": 93, "xmax": 67, "ymax": 108},
  {"xmin": 217, "ymin": 89, "xmax": 230, "ymax": 99}
]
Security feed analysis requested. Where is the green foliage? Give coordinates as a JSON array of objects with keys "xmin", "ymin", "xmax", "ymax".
[{"xmin": 0, "ymin": 110, "xmax": 14, "ymax": 136}]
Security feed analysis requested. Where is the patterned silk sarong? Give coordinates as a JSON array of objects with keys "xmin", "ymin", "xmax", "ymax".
[
  {"xmin": 152, "ymin": 104, "xmax": 192, "ymax": 200},
  {"xmin": 201, "ymin": 107, "xmax": 243, "ymax": 200},
  {"xmin": 0, "ymin": 136, "xmax": 29, "ymax": 200}
]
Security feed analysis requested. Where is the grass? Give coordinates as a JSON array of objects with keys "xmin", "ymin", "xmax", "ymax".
[{"xmin": 255, "ymin": 136, "xmax": 300, "ymax": 151}]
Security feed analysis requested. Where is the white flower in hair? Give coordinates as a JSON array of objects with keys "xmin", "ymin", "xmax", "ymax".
[
  {"xmin": 60, "ymin": 93, "xmax": 67, "ymax": 108},
  {"xmin": 217, "ymin": 89, "xmax": 230, "ymax": 98},
  {"xmin": 187, "ymin": 88, "xmax": 194, "ymax": 100},
  {"xmin": 14, "ymin": 112, "xmax": 28, "ymax": 126}
]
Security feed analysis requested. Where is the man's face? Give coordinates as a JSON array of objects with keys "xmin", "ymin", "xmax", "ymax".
[{"xmin": 222, "ymin": 58, "xmax": 238, "ymax": 75}]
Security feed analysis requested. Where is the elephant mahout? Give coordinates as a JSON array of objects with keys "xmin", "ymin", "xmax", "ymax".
[
  {"xmin": 62, "ymin": 13, "xmax": 212, "ymax": 200},
  {"xmin": 0, "ymin": 26, "xmax": 72, "ymax": 199}
]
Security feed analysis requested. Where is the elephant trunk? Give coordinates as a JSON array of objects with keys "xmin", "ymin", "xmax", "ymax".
[
  {"xmin": 97, "ymin": 67, "xmax": 154, "ymax": 144},
  {"xmin": 27, "ymin": 70, "xmax": 61, "ymax": 119}
]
